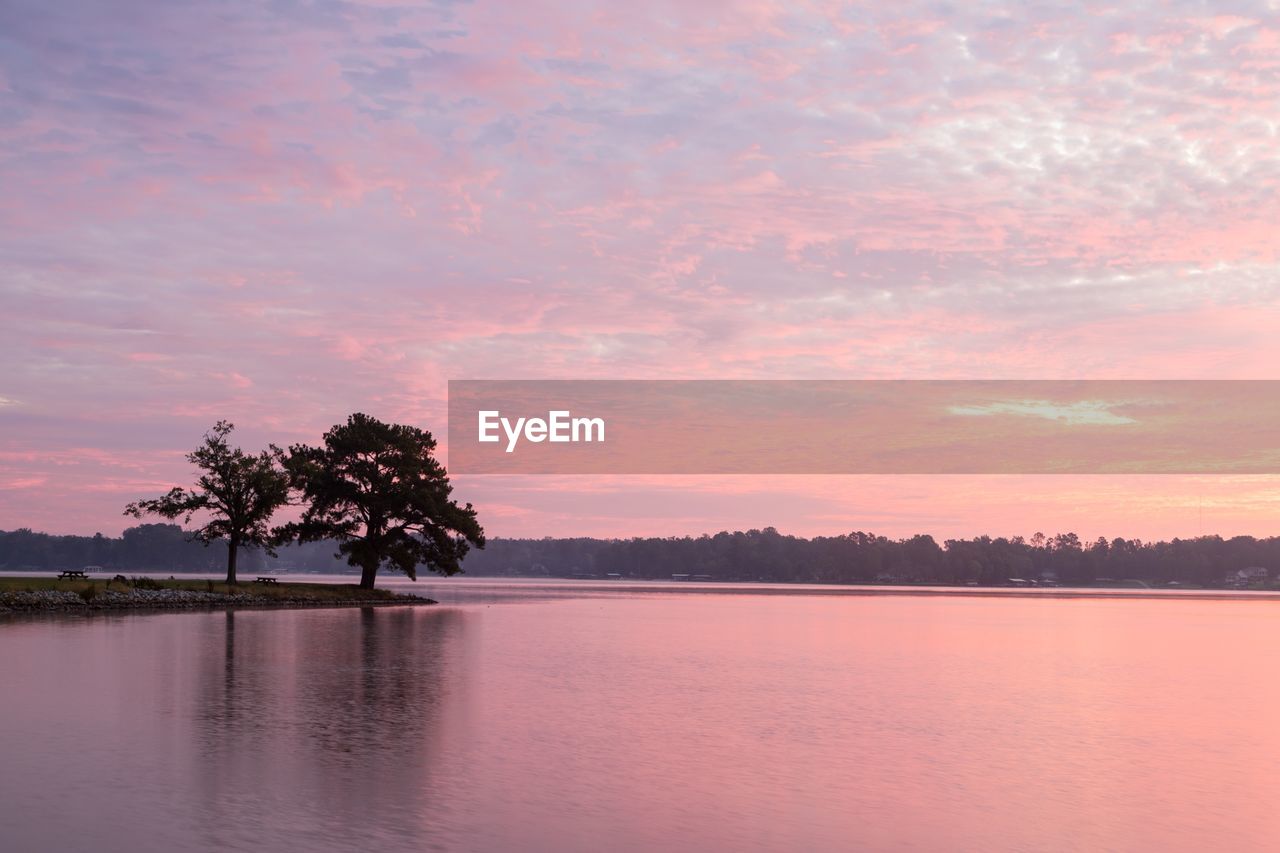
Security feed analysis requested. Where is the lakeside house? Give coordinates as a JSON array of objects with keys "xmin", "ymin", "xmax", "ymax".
[{"xmin": 1225, "ymin": 566, "xmax": 1269, "ymax": 588}]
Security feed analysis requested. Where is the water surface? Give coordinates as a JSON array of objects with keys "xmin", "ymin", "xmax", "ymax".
[{"xmin": 3, "ymin": 580, "xmax": 1279, "ymax": 851}]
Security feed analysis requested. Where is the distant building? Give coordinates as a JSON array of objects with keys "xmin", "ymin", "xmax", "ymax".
[{"xmin": 1225, "ymin": 566, "xmax": 1269, "ymax": 588}]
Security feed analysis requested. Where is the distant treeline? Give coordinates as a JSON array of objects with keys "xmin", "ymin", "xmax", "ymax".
[
  {"xmin": 462, "ymin": 529, "xmax": 1280, "ymax": 587},
  {"xmin": 0, "ymin": 524, "xmax": 345, "ymax": 575},
  {"xmin": 2, "ymin": 525, "xmax": 1278, "ymax": 587}
]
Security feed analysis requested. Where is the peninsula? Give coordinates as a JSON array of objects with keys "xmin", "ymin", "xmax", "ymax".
[{"xmin": 0, "ymin": 575, "xmax": 434, "ymax": 614}]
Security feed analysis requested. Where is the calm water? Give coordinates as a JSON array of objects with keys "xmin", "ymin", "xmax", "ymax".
[{"xmin": 4, "ymin": 579, "xmax": 1280, "ymax": 851}]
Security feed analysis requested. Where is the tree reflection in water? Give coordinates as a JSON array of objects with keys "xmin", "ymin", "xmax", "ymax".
[{"xmin": 192, "ymin": 606, "xmax": 468, "ymax": 850}]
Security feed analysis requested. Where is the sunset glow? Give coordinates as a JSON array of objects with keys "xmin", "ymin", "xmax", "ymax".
[{"xmin": 3, "ymin": 1, "xmax": 1280, "ymax": 538}]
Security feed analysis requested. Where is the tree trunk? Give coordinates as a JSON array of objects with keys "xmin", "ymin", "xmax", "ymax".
[
  {"xmin": 226, "ymin": 538, "xmax": 239, "ymax": 586},
  {"xmin": 359, "ymin": 557, "xmax": 378, "ymax": 590}
]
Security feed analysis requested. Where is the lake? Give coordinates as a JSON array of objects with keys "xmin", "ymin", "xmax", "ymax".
[{"xmin": 3, "ymin": 578, "xmax": 1280, "ymax": 851}]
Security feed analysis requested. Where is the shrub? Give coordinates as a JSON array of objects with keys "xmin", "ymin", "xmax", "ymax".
[
  {"xmin": 78, "ymin": 583, "xmax": 98, "ymax": 602},
  {"xmin": 130, "ymin": 576, "xmax": 162, "ymax": 590}
]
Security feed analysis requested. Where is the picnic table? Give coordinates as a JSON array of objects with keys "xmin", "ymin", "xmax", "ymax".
[
  {"xmin": 254, "ymin": 576, "xmax": 280, "ymax": 585},
  {"xmin": 58, "ymin": 570, "xmax": 89, "ymax": 580}
]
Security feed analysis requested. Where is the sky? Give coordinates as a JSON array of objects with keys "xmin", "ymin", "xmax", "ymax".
[{"xmin": 2, "ymin": 0, "xmax": 1280, "ymax": 541}]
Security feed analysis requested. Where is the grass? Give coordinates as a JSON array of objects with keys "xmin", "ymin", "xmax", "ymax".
[{"xmin": 0, "ymin": 575, "xmax": 413, "ymax": 602}]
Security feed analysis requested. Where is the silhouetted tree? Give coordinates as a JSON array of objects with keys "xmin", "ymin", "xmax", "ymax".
[
  {"xmin": 279, "ymin": 413, "xmax": 485, "ymax": 589},
  {"xmin": 123, "ymin": 421, "xmax": 290, "ymax": 584}
]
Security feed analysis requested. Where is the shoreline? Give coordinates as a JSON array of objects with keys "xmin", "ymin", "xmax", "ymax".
[
  {"xmin": 412, "ymin": 578, "xmax": 1280, "ymax": 602},
  {"xmin": 7, "ymin": 574, "xmax": 1280, "ymax": 613},
  {"xmin": 0, "ymin": 577, "xmax": 435, "ymax": 615}
]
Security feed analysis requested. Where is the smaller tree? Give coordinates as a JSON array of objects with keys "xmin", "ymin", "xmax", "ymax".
[
  {"xmin": 124, "ymin": 421, "xmax": 290, "ymax": 585},
  {"xmin": 280, "ymin": 413, "xmax": 484, "ymax": 589}
]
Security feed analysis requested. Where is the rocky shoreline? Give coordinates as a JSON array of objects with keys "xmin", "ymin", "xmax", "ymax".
[{"xmin": 0, "ymin": 587, "xmax": 435, "ymax": 613}]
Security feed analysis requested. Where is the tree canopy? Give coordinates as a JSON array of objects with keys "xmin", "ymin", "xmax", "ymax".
[
  {"xmin": 123, "ymin": 421, "xmax": 290, "ymax": 584},
  {"xmin": 279, "ymin": 413, "xmax": 485, "ymax": 589}
]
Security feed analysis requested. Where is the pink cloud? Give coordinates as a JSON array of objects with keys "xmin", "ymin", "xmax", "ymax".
[{"xmin": 3, "ymin": 0, "xmax": 1280, "ymax": 536}]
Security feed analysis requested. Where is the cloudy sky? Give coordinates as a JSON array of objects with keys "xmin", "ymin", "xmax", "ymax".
[{"xmin": 3, "ymin": 0, "xmax": 1280, "ymax": 540}]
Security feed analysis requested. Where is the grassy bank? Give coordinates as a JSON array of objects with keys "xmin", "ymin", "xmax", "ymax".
[{"xmin": 0, "ymin": 575, "xmax": 432, "ymax": 612}]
